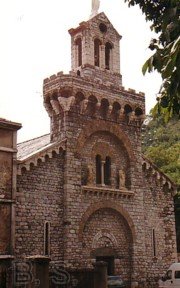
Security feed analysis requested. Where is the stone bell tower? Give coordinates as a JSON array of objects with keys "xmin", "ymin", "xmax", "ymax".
[
  {"xmin": 69, "ymin": 12, "xmax": 122, "ymax": 87},
  {"xmin": 43, "ymin": 12, "xmax": 145, "ymax": 141},
  {"xmin": 43, "ymin": 11, "xmax": 146, "ymax": 284}
]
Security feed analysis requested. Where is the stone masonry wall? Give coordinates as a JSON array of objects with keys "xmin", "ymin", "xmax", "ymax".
[
  {"xmin": 42, "ymin": 11, "xmax": 176, "ymax": 284},
  {"xmin": 70, "ymin": 13, "xmax": 121, "ymax": 75},
  {"xmin": 142, "ymin": 170, "xmax": 177, "ymax": 282},
  {"xmin": 16, "ymin": 152, "xmax": 65, "ymax": 262},
  {"xmin": 61, "ymin": 110, "xmax": 147, "ymax": 284},
  {"xmin": 54, "ymin": 109, "xmax": 177, "ymax": 287}
]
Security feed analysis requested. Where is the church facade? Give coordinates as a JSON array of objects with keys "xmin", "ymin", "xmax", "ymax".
[{"xmin": 0, "ymin": 12, "xmax": 178, "ymax": 287}]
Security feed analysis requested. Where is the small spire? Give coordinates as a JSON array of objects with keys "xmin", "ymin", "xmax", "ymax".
[{"xmin": 90, "ymin": 0, "xmax": 100, "ymax": 19}]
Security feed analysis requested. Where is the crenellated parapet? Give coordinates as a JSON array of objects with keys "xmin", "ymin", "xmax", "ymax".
[{"xmin": 43, "ymin": 72, "xmax": 145, "ymax": 127}]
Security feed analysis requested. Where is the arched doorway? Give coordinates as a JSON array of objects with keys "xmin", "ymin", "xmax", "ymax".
[
  {"xmin": 91, "ymin": 247, "xmax": 117, "ymax": 275},
  {"xmin": 80, "ymin": 206, "xmax": 134, "ymax": 282}
]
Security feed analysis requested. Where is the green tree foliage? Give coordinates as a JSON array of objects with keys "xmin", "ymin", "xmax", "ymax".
[
  {"xmin": 142, "ymin": 115, "xmax": 180, "ymax": 185},
  {"xmin": 125, "ymin": 0, "xmax": 180, "ymax": 121},
  {"xmin": 142, "ymin": 115, "xmax": 180, "ymax": 251}
]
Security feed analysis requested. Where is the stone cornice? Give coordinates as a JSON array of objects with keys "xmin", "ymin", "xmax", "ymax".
[
  {"xmin": 82, "ymin": 185, "xmax": 134, "ymax": 199},
  {"xmin": 0, "ymin": 146, "xmax": 17, "ymax": 153},
  {"xmin": 43, "ymin": 73, "xmax": 145, "ymax": 127},
  {"xmin": 0, "ymin": 255, "xmax": 14, "ymax": 260},
  {"xmin": 0, "ymin": 118, "xmax": 22, "ymax": 131},
  {"xmin": 43, "ymin": 73, "xmax": 145, "ymax": 102},
  {"xmin": 0, "ymin": 199, "xmax": 15, "ymax": 203}
]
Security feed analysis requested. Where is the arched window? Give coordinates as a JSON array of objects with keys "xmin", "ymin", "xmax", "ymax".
[
  {"xmin": 105, "ymin": 42, "xmax": 113, "ymax": 70},
  {"xmin": 75, "ymin": 38, "xmax": 82, "ymax": 67},
  {"xmin": 96, "ymin": 155, "xmax": 102, "ymax": 184},
  {"xmin": 104, "ymin": 156, "xmax": 111, "ymax": 185},
  {"xmin": 94, "ymin": 39, "xmax": 101, "ymax": 67}
]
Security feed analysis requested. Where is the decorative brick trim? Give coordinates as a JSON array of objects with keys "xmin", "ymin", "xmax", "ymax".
[
  {"xmin": 76, "ymin": 119, "xmax": 136, "ymax": 162},
  {"xmin": 17, "ymin": 140, "xmax": 66, "ymax": 175},
  {"xmin": 92, "ymin": 231, "xmax": 118, "ymax": 249},
  {"xmin": 82, "ymin": 185, "xmax": 134, "ymax": 199},
  {"xmin": 142, "ymin": 156, "xmax": 176, "ymax": 194}
]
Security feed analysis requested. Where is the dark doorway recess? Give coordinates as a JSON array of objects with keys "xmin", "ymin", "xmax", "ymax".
[{"xmin": 96, "ymin": 256, "xmax": 115, "ymax": 275}]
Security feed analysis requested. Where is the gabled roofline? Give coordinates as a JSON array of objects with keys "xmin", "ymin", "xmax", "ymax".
[
  {"xmin": 68, "ymin": 12, "xmax": 122, "ymax": 39},
  {"xmin": 142, "ymin": 155, "xmax": 177, "ymax": 194},
  {"xmin": 17, "ymin": 139, "xmax": 66, "ymax": 175},
  {"xmin": 17, "ymin": 133, "xmax": 50, "ymax": 146}
]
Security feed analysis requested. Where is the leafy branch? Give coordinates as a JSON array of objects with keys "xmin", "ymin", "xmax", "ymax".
[{"xmin": 125, "ymin": 0, "xmax": 180, "ymax": 121}]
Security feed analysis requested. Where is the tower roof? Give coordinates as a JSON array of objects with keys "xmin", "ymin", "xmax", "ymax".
[{"xmin": 69, "ymin": 12, "xmax": 121, "ymax": 39}]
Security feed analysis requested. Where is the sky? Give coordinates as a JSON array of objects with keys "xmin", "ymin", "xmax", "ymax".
[{"xmin": 0, "ymin": 0, "xmax": 162, "ymax": 143}]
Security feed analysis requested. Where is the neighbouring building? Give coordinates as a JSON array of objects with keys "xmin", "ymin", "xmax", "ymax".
[{"xmin": 0, "ymin": 11, "xmax": 178, "ymax": 288}]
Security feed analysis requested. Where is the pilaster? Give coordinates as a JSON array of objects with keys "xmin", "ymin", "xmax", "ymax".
[{"xmin": 0, "ymin": 118, "xmax": 21, "ymax": 287}]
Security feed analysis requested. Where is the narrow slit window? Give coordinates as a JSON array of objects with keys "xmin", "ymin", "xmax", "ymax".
[
  {"xmin": 44, "ymin": 221, "xmax": 50, "ymax": 256},
  {"xmin": 152, "ymin": 228, "xmax": 156, "ymax": 257},
  {"xmin": 96, "ymin": 155, "xmax": 102, "ymax": 184}
]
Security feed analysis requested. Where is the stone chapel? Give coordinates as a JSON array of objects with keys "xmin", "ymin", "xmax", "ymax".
[{"xmin": 0, "ymin": 9, "xmax": 178, "ymax": 288}]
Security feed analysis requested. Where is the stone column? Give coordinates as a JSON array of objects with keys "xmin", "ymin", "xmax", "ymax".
[
  {"xmin": 0, "ymin": 119, "xmax": 21, "ymax": 288},
  {"xmin": 100, "ymin": 45, "xmax": 105, "ymax": 69},
  {"xmin": 26, "ymin": 256, "xmax": 51, "ymax": 288},
  {"xmin": 93, "ymin": 261, "xmax": 107, "ymax": 288}
]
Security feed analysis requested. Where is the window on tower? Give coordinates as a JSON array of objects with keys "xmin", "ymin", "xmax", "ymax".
[
  {"xmin": 104, "ymin": 156, "xmax": 111, "ymax": 185},
  {"xmin": 99, "ymin": 23, "xmax": 107, "ymax": 33},
  {"xmin": 75, "ymin": 38, "xmax": 82, "ymax": 67},
  {"xmin": 94, "ymin": 38, "xmax": 101, "ymax": 67},
  {"xmin": 96, "ymin": 154, "xmax": 102, "ymax": 184},
  {"xmin": 105, "ymin": 42, "xmax": 113, "ymax": 70}
]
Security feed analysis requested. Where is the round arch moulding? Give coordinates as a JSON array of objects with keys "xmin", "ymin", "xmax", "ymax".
[
  {"xmin": 78, "ymin": 200, "xmax": 136, "ymax": 242},
  {"xmin": 75, "ymin": 119, "xmax": 136, "ymax": 162}
]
